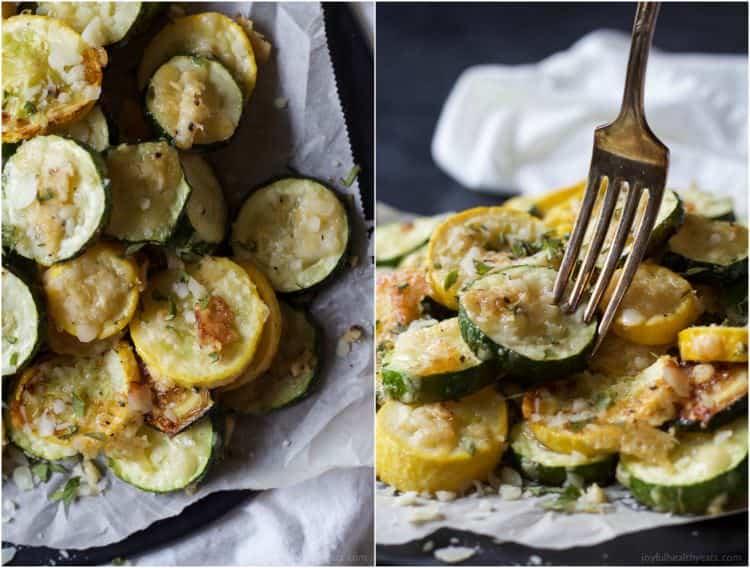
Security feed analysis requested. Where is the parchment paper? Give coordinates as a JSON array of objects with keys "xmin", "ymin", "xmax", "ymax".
[
  {"xmin": 3, "ymin": 2, "xmax": 373, "ymax": 550},
  {"xmin": 375, "ymin": 203, "xmax": 746, "ymax": 549}
]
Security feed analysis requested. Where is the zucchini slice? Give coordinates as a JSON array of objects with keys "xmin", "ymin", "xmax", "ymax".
[
  {"xmin": 219, "ymin": 261, "xmax": 281, "ymax": 392},
  {"xmin": 109, "ymin": 417, "xmax": 217, "ymax": 493},
  {"xmin": 173, "ymin": 154, "xmax": 228, "ymax": 254},
  {"xmin": 676, "ymin": 362, "xmax": 747, "ymax": 431},
  {"xmin": 522, "ymin": 356, "xmax": 682, "ymax": 461},
  {"xmin": 33, "ymin": 2, "xmax": 156, "ymax": 47},
  {"xmin": 397, "ymin": 244, "xmax": 429, "ymax": 271},
  {"xmin": 8, "ymin": 416, "xmax": 78, "ymax": 461},
  {"xmin": 46, "ymin": 322, "xmax": 123, "ymax": 358},
  {"xmin": 2, "ymin": 15, "xmax": 106, "ymax": 143},
  {"xmin": 501, "ymin": 195, "xmax": 541, "ymax": 218},
  {"xmin": 222, "ymin": 302, "xmax": 319, "ymax": 414},
  {"xmin": 375, "ymin": 269, "xmax": 434, "ymax": 349},
  {"xmin": 381, "ymin": 318, "xmax": 497, "ymax": 403},
  {"xmin": 129, "ymin": 257, "xmax": 268, "ymax": 389},
  {"xmin": 137, "ymin": 12, "xmax": 257, "ymax": 101},
  {"xmin": 146, "ymin": 55, "xmax": 243, "ymax": 151},
  {"xmin": 427, "ymin": 207, "xmax": 558, "ymax": 309},
  {"xmin": 602, "ymin": 263, "xmax": 701, "ymax": 346},
  {"xmin": 509, "ymin": 421, "xmax": 616, "ymax": 486},
  {"xmin": 580, "ymin": 188, "xmax": 683, "ymax": 265},
  {"xmin": 679, "ymin": 185, "xmax": 735, "ymax": 221},
  {"xmin": 231, "ymin": 178, "xmax": 350, "ymax": 293},
  {"xmin": 679, "ymin": 326, "xmax": 748, "ymax": 363},
  {"xmin": 663, "ymin": 214, "xmax": 748, "ymax": 283},
  {"xmin": 539, "ymin": 181, "xmax": 586, "ymax": 237},
  {"xmin": 376, "ymin": 215, "xmax": 449, "ymax": 267},
  {"xmin": 48, "ymin": 105, "xmax": 110, "ymax": 152},
  {"xmin": 2, "ymin": 266, "xmax": 44, "ymax": 376},
  {"xmin": 375, "ymin": 387, "xmax": 508, "ymax": 492},
  {"xmin": 143, "ymin": 365, "xmax": 214, "ymax": 436},
  {"xmin": 3, "ymin": 135, "xmax": 109, "ymax": 265},
  {"xmin": 105, "ymin": 141, "xmax": 192, "ymax": 244},
  {"xmin": 617, "ymin": 417, "xmax": 748, "ymax": 514},
  {"xmin": 459, "ymin": 266, "xmax": 596, "ymax": 380},
  {"xmin": 534, "ymin": 180, "xmax": 586, "ymax": 215},
  {"xmin": 43, "ymin": 242, "xmax": 140, "ymax": 342},
  {"xmin": 8, "ymin": 342, "xmax": 142, "ymax": 453}
]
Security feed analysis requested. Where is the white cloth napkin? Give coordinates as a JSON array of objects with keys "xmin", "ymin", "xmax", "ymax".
[{"xmin": 432, "ymin": 30, "xmax": 748, "ymax": 215}]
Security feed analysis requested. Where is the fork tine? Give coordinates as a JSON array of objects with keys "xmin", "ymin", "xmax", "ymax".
[
  {"xmin": 582, "ymin": 180, "xmax": 642, "ymax": 323},
  {"xmin": 565, "ymin": 176, "xmax": 623, "ymax": 312},
  {"xmin": 593, "ymin": 189, "xmax": 663, "ymax": 351},
  {"xmin": 552, "ymin": 168, "xmax": 602, "ymax": 304}
]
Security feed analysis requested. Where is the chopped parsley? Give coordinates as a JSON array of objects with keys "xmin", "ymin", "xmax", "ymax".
[
  {"xmin": 340, "ymin": 164, "xmax": 361, "ymax": 187},
  {"xmin": 50, "ymin": 476, "xmax": 80, "ymax": 505},
  {"xmin": 72, "ymin": 393, "xmax": 85, "ymax": 418},
  {"xmin": 473, "ymin": 259, "xmax": 492, "ymax": 276},
  {"xmin": 443, "ymin": 270, "xmax": 459, "ymax": 290}
]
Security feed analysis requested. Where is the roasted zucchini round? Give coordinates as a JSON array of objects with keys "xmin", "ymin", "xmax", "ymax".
[
  {"xmin": 617, "ymin": 417, "xmax": 747, "ymax": 514},
  {"xmin": 2, "ymin": 135, "xmax": 110, "ymax": 265},
  {"xmin": 231, "ymin": 178, "xmax": 350, "ymax": 293},
  {"xmin": 678, "ymin": 326, "xmax": 748, "ymax": 363},
  {"xmin": 663, "ymin": 214, "xmax": 748, "ymax": 283},
  {"xmin": 129, "ymin": 257, "xmax": 268, "ymax": 389},
  {"xmin": 679, "ymin": 185, "xmax": 735, "ymax": 221},
  {"xmin": 104, "ymin": 141, "xmax": 192, "ymax": 244},
  {"xmin": 143, "ymin": 366, "xmax": 214, "ymax": 436},
  {"xmin": 459, "ymin": 266, "xmax": 596, "ymax": 381},
  {"xmin": 376, "ymin": 214, "xmax": 449, "ymax": 267},
  {"xmin": 146, "ymin": 55, "xmax": 243, "ymax": 151},
  {"xmin": 2, "ymin": 15, "xmax": 106, "ymax": 143},
  {"xmin": 375, "ymin": 387, "xmax": 508, "ymax": 492},
  {"xmin": 137, "ymin": 12, "xmax": 257, "ymax": 100},
  {"xmin": 2, "ymin": 266, "xmax": 44, "ymax": 376},
  {"xmin": 49, "ymin": 104, "xmax": 110, "ymax": 152},
  {"xmin": 427, "ymin": 207, "xmax": 556, "ymax": 310},
  {"xmin": 675, "ymin": 362, "xmax": 748, "ymax": 431}
]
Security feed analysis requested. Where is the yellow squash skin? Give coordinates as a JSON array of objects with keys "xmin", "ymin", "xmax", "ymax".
[
  {"xmin": 679, "ymin": 326, "xmax": 748, "ymax": 363},
  {"xmin": 376, "ymin": 388, "xmax": 508, "ymax": 492}
]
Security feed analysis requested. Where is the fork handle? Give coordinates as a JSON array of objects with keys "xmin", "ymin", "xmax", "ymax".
[{"xmin": 620, "ymin": 2, "xmax": 660, "ymax": 123}]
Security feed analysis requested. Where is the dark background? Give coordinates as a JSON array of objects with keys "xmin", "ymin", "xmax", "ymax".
[
  {"xmin": 376, "ymin": 2, "xmax": 748, "ymax": 215},
  {"xmin": 376, "ymin": 2, "xmax": 748, "ymax": 565}
]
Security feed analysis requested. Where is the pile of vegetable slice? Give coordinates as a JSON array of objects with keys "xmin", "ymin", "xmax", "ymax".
[
  {"xmin": 2, "ymin": 3, "xmax": 352, "ymax": 496},
  {"xmin": 375, "ymin": 181, "xmax": 748, "ymax": 515}
]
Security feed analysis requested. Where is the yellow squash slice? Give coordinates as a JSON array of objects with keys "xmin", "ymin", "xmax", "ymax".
[
  {"xmin": 522, "ymin": 357, "xmax": 683, "ymax": 461},
  {"xmin": 376, "ymin": 387, "xmax": 508, "ymax": 492},
  {"xmin": 2, "ymin": 15, "xmax": 106, "ymax": 143},
  {"xmin": 130, "ymin": 257, "xmax": 268, "ymax": 388},
  {"xmin": 602, "ymin": 263, "xmax": 701, "ymax": 346},
  {"xmin": 137, "ymin": 12, "xmax": 257, "ymax": 100},
  {"xmin": 678, "ymin": 326, "xmax": 748, "ymax": 363},
  {"xmin": 220, "ymin": 261, "xmax": 282, "ymax": 391},
  {"xmin": 426, "ymin": 207, "xmax": 555, "ymax": 309},
  {"xmin": 43, "ymin": 242, "xmax": 141, "ymax": 342},
  {"xmin": 9, "ymin": 342, "xmax": 142, "ymax": 454}
]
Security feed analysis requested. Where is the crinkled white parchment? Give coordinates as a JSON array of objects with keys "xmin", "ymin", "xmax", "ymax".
[{"xmin": 3, "ymin": 2, "xmax": 373, "ymax": 549}]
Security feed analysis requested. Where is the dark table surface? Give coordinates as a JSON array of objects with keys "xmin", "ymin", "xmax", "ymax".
[
  {"xmin": 375, "ymin": 2, "xmax": 748, "ymax": 565},
  {"xmin": 376, "ymin": 1, "xmax": 748, "ymax": 216}
]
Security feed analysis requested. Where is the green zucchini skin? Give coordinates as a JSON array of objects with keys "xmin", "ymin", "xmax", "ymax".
[
  {"xmin": 509, "ymin": 423, "xmax": 617, "ymax": 486},
  {"xmin": 617, "ymin": 418, "xmax": 748, "ymax": 514},
  {"xmin": 8, "ymin": 418, "xmax": 78, "ymax": 462},
  {"xmin": 231, "ymin": 176, "xmax": 353, "ymax": 296},
  {"xmin": 457, "ymin": 303, "xmax": 594, "ymax": 384},
  {"xmin": 1, "ymin": 265, "xmax": 45, "ymax": 376},
  {"xmin": 647, "ymin": 190, "xmax": 684, "ymax": 254},
  {"xmin": 674, "ymin": 395, "xmax": 748, "ymax": 432},
  {"xmin": 381, "ymin": 360, "xmax": 498, "ymax": 403}
]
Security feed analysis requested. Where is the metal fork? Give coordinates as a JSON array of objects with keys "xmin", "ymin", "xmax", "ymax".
[{"xmin": 552, "ymin": 2, "xmax": 669, "ymax": 353}]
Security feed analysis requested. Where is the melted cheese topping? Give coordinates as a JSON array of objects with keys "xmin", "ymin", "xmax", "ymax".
[
  {"xmin": 137, "ymin": 12, "xmax": 257, "ymax": 100},
  {"xmin": 2, "ymin": 135, "xmax": 107, "ymax": 265},
  {"xmin": 461, "ymin": 267, "xmax": 595, "ymax": 361},
  {"xmin": 383, "ymin": 388, "xmax": 507, "ymax": 457},
  {"xmin": 130, "ymin": 257, "xmax": 268, "ymax": 387},
  {"xmin": 2, "ymin": 269, "xmax": 39, "ymax": 375},
  {"xmin": 589, "ymin": 334, "xmax": 670, "ymax": 376},
  {"xmin": 669, "ymin": 214, "xmax": 748, "ymax": 265},
  {"xmin": 2, "ymin": 15, "xmax": 104, "ymax": 142},
  {"xmin": 388, "ymin": 318, "xmax": 482, "ymax": 377},
  {"xmin": 147, "ymin": 56, "xmax": 242, "ymax": 149},
  {"xmin": 43, "ymin": 242, "xmax": 139, "ymax": 342},
  {"xmin": 232, "ymin": 179, "xmax": 349, "ymax": 293},
  {"xmin": 105, "ymin": 141, "xmax": 190, "ymax": 243},
  {"xmin": 9, "ymin": 342, "xmax": 142, "ymax": 449},
  {"xmin": 35, "ymin": 2, "xmax": 142, "ymax": 46},
  {"xmin": 427, "ymin": 208, "xmax": 552, "ymax": 309}
]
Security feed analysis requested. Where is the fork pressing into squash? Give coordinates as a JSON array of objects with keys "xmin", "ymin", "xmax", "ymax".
[{"xmin": 552, "ymin": 2, "xmax": 669, "ymax": 353}]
